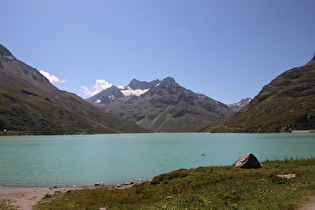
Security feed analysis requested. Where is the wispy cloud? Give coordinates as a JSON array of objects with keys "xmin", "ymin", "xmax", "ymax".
[
  {"xmin": 81, "ymin": 79, "xmax": 113, "ymax": 96},
  {"xmin": 40, "ymin": 70, "xmax": 66, "ymax": 83}
]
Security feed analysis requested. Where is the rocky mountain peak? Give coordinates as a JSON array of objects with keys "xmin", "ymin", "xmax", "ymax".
[
  {"xmin": 127, "ymin": 78, "xmax": 161, "ymax": 90},
  {"xmin": 0, "ymin": 44, "xmax": 16, "ymax": 61},
  {"xmin": 161, "ymin": 77, "xmax": 176, "ymax": 84},
  {"xmin": 128, "ymin": 79, "xmax": 151, "ymax": 90},
  {"xmin": 0, "ymin": 44, "xmax": 13, "ymax": 56},
  {"xmin": 87, "ymin": 76, "xmax": 233, "ymax": 132}
]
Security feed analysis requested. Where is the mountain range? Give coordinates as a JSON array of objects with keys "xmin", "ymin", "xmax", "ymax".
[
  {"xmin": 87, "ymin": 77, "xmax": 236, "ymax": 132},
  {"xmin": 2, "ymin": 43, "xmax": 313, "ymax": 134},
  {"xmin": 0, "ymin": 44, "xmax": 148, "ymax": 135},
  {"xmin": 211, "ymin": 53, "xmax": 315, "ymax": 132}
]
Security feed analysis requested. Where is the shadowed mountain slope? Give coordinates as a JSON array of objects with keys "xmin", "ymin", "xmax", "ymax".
[{"xmin": 0, "ymin": 44, "xmax": 148, "ymax": 135}]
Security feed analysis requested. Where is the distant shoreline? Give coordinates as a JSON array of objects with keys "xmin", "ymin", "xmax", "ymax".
[{"xmin": 291, "ymin": 130, "xmax": 315, "ymax": 133}]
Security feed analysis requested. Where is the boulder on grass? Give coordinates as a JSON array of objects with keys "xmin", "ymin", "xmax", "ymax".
[{"xmin": 235, "ymin": 153, "xmax": 261, "ymax": 168}]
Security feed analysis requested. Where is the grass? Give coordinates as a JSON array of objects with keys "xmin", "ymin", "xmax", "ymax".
[{"xmin": 34, "ymin": 158, "xmax": 315, "ymax": 209}]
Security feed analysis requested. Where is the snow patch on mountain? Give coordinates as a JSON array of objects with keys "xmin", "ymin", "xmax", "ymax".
[
  {"xmin": 120, "ymin": 86, "xmax": 149, "ymax": 97},
  {"xmin": 228, "ymin": 98, "xmax": 252, "ymax": 112}
]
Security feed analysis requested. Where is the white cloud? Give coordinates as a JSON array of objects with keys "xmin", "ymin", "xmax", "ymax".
[
  {"xmin": 81, "ymin": 79, "xmax": 113, "ymax": 96},
  {"xmin": 40, "ymin": 70, "xmax": 66, "ymax": 83}
]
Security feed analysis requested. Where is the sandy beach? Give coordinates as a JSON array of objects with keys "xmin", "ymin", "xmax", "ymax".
[
  {"xmin": 0, "ymin": 183, "xmax": 136, "ymax": 210},
  {"xmin": 0, "ymin": 186, "xmax": 82, "ymax": 210}
]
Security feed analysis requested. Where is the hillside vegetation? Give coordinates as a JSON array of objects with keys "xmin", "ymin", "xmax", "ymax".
[
  {"xmin": 34, "ymin": 158, "xmax": 315, "ymax": 209},
  {"xmin": 89, "ymin": 77, "xmax": 233, "ymax": 132},
  {"xmin": 211, "ymin": 54, "xmax": 315, "ymax": 133},
  {"xmin": 0, "ymin": 44, "xmax": 148, "ymax": 135}
]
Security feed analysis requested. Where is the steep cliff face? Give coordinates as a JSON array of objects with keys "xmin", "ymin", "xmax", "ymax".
[
  {"xmin": 0, "ymin": 44, "xmax": 148, "ymax": 135},
  {"xmin": 212, "ymin": 53, "xmax": 315, "ymax": 133}
]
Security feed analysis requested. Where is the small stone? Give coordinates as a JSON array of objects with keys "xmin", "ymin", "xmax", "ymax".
[{"xmin": 277, "ymin": 174, "xmax": 296, "ymax": 179}]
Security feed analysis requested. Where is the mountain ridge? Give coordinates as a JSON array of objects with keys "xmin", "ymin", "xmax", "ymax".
[
  {"xmin": 211, "ymin": 53, "xmax": 315, "ymax": 133},
  {"xmin": 0, "ymin": 44, "xmax": 148, "ymax": 135},
  {"xmin": 87, "ymin": 77, "xmax": 234, "ymax": 132}
]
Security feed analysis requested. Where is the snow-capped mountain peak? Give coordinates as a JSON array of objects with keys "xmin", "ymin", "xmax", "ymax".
[{"xmin": 120, "ymin": 86, "xmax": 149, "ymax": 97}]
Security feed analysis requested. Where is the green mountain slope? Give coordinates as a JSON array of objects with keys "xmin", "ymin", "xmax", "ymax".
[
  {"xmin": 211, "ymin": 54, "xmax": 315, "ymax": 133},
  {"xmin": 0, "ymin": 44, "xmax": 148, "ymax": 135},
  {"xmin": 91, "ymin": 77, "xmax": 233, "ymax": 132}
]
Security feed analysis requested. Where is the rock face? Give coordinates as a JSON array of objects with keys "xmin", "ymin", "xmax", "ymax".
[{"xmin": 235, "ymin": 153, "xmax": 261, "ymax": 168}]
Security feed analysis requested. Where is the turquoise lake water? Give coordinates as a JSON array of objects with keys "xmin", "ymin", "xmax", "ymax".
[{"xmin": 0, "ymin": 133, "xmax": 314, "ymax": 187}]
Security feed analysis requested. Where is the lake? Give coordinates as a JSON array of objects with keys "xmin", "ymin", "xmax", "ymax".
[{"xmin": 0, "ymin": 133, "xmax": 314, "ymax": 187}]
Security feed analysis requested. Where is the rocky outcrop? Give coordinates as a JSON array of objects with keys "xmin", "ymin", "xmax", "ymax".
[{"xmin": 235, "ymin": 153, "xmax": 261, "ymax": 168}]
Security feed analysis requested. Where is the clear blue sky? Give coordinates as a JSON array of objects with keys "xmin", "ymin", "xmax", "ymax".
[{"xmin": 2, "ymin": 0, "xmax": 314, "ymax": 104}]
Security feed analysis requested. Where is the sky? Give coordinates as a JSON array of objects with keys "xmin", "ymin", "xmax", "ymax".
[{"xmin": 1, "ymin": 0, "xmax": 315, "ymax": 104}]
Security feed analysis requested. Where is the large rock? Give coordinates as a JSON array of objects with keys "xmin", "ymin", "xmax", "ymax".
[{"xmin": 235, "ymin": 153, "xmax": 261, "ymax": 168}]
